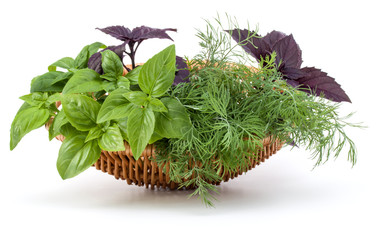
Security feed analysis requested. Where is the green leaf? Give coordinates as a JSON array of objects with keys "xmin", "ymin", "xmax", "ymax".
[
  {"xmin": 85, "ymin": 125, "xmax": 103, "ymax": 142},
  {"xmin": 62, "ymin": 69, "xmax": 104, "ymax": 94},
  {"xmin": 117, "ymin": 76, "xmax": 130, "ymax": 89},
  {"xmin": 73, "ymin": 42, "xmax": 105, "ymax": 69},
  {"xmin": 74, "ymin": 42, "xmax": 106, "ymax": 70},
  {"xmin": 62, "ymin": 94, "xmax": 101, "ymax": 131},
  {"xmin": 74, "ymin": 45, "xmax": 90, "ymax": 69},
  {"xmin": 48, "ymin": 57, "xmax": 75, "ymax": 71},
  {"xmin": 57, "ymin": 134, "xmax": 101, "ymax": 179},
  {"xmin": 30, "ymin": 71, "xmax": 67, "ymax": 93},
  {"xmin": 138, "ymin": 45, "xmax": 176, "ymax": 97},
  {"xmin": 123, "ymin": 91, "xmax": 148, "ymax": 107},
  {"xmin": 154, "ymin": 97, "xmax": 192, "ymax": 139},
  {"xmin": 97, "ymin": 88, "xmax": 136, "ymax": 123},
  {"xmin": 125, "ymin": 65, "xmax": 142, "ymax": 85},
  {"xmin": 148, "ymin": 97, "xmax": 167, "ymax": 112},
  {"xmin": 99, "ymin": 124, "xmax": 125, "ymax": 151},
  {"xmin": 115, "ymin": 117, "xmax": 129, "ymax": 141},
  {"xmin": 20, "ymin": 92, "xmax": 60, "ymax": 113},
  {"xmin": 101, "ymin": 50, "xmax": 124, "ymax": 78},
  {"xmin": 148, "ymin": 131, "xmax": 163, "ymax": 144},
  {"xmin": 49, "ymin": 110, "xmax": 68, "ymax": 140},
  {"xmin": 127, "ymin": 107, "xmax": 155, "ymax": 159},
  {"xmin": 88, "ymin": 42, "xmax": 106, "ymax": 56},
  {"xmin": 17, "ymin": 102, "xmax": 34, "ymax": 114},
  {"xmin": 100, "ymin": 72, "xmax": 118, "ymax": 81},
  {"xmin": 60, "ymin": 124, "xmax": 81, "ymax": 138},
  {"xmin": 102, "ymin": 81, "xmax": 117, "ymax": 92},
  {"xmin": 46, "ymin": 93, "xmax": 62, "ymax": 105},
  {"xmin": 99, "ymin": 120, "xmax": 111, "ymax": 131},
  {"xmin": 20, "ymin": 92, "xmax": 48, "ymax": 108},
  {"xmin": 10, "ymin": 106, "xmax": 50, "ymax": 150}
]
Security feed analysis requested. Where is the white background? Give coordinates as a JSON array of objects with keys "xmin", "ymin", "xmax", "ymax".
[{"xmin": 1, "ymin": 0, "xmax": 383, "ymax": 239}]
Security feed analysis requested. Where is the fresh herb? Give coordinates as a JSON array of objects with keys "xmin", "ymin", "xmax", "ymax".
[
  {"xmin": 10, "ymin": 18, "xmax": 361, "ymax": 207},
  {"xmin": 10, "ymin": 40, "xmax": 192, "ymax": 177},
  {"xmin": 153, "ymin": 16, "xmax": 360, "ymax": 206},
  {"xmin": 174, "ymin": 56, "xmax": 190, "ymax": 85},
  {"xmin": 226, "ymin": 29, "xmax": 351, "ymax": 102},
  {"xmin": 96, "ymin": 25, "xmax": 176, "ymax": 70}
]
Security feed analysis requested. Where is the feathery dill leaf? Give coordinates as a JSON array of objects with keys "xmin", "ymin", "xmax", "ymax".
[{"xmin": 152, "ymin": 16, "xmax": 361, "ymax": 207}]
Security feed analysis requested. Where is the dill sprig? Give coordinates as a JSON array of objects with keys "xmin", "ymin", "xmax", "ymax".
[{"xmin": 153, "ymin": 16, "xmax": 361, "ymax": 207}]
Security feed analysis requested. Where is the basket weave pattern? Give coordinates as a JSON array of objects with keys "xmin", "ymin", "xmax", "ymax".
[
  {"xmin": 46, "ymin": 64, "xmax": 284, "ymax": 189},
  {"xmin": 94, "ymin": 136, "xmax": 284, "ymax": 190}
]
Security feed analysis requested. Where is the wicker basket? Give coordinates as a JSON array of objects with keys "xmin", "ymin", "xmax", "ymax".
[
  {"xmin": 47, "ymin": 119, "xmax": 284, "ymax": 190},
  {"xmin": 94, "ymin": 136, "xmax": 284, "ymax": 190},
  {"xmin": 47, "ymin": 64, "xmax": 284, "ymax": 190}
]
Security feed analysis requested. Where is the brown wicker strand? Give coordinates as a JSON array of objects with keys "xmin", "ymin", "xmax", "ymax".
[
  {"xmin": 90, "ymin": 136, "xmax": 283, "ymax": 190},
  {"xmin": 45, "ymin": 120, "xmax": 284, "ymax": 189}
]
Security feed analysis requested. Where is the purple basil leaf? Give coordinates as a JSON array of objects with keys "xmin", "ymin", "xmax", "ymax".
[
  {"xmin": 273, "ymin": 34, "xmax": 303, "ymax": 69},
  {"xmin": 296, "ymin": 67, "xmax": 351, "ymax": 103},
  {"xmin": 88, "ymin": 44, "xmax": 126, "ymax": 74},
  {"xmin": 97, "ymin": 25, "xmax": 176, "ymax": 42},
  {"xmin": 286, "ymin": 79, "xmax": 300, "ymax": 88},
  {"xmin": 225, "ymin": 29, "xmax": 261, "ymax": 56},
  {"xmin": 300, "ymin": 67, "xmax": 328, "ymax": 77},
  {"xmin": 131, "ymin": 26, "xmax": 177, "ymax": 42},
  {"xmin": 262, "ymin": 31, "xmax": 287, "ymax": 49},
  {"xmin": 280, "ymin": 67, "xmax": 306, "ymax": 80},
  {"xmin": 96, "ymin": 26, "xmax": 132, "ymax": 41},
  {"xmin": 226, "ymin": 29, "xmax": 281, "ymax": 62},
  {"xmin": 173, "ymin": 56, "xmax": 190, "ymax": 85}
]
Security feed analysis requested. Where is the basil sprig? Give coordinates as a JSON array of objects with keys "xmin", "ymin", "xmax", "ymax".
[{"xmin": 11, "ymin": 43, "xmax": 192, "ymax": 179}]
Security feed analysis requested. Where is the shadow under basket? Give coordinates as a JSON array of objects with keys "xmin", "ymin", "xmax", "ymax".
[{"xmin": 91, "ymin": 136, "xmax": 284, "ymax": 190}]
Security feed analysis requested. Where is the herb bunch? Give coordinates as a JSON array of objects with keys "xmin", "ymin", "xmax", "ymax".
[
  {"xmin": 153, "ymin": 17, "xmax": 359, "ymax": 206},
  {"xmin": 10, "ymin": 17, "xmax": 360, "ymax": 207}
]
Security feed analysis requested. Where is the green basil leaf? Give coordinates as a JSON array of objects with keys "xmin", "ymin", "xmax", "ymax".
[
  {"xmin": 115, "ymin": 117, "xmax": 129, "ymax": 142},
  {"xmin": 85, "ymin": 125, "xmax": 103, "ymax": 142},
  {"xmin": 102, "ymin": 81, "xmax": 117, "ymax": 92},
  {"xmin": 138, "ymin": 45, "xmax": 176, "ymax": 97},
  {"xmin": 74, "ymin": 45, "xmax": 90, "ymax": 69},
  {"xmin": 10, "ymin": 106, "xmax": 50, "ymax": 150},
  {"xmin": 99, "ymin": 124, "xmax": 125, "ymax": 151},
  {"xmin": 48, "ymin": 118, "xmax": 55, "ymax": 140},
  {"xmin": 123, "ymin": 91, "xmax": 148, "ymax": 107},
  {"xmin": 46, "ymin": 93, "xmax": 62, "ymax": 105},
  {"xmin": 16, "ymin": 102, "xmax": 34, "ymax": 114},
  {"xmin": 100, "ymin": 121, "xmax": 111, "ymax": 132},
  {"xmin": 125, "ymin": 65, "xmax": 142, "ymax": 85},
  {"xmin": 97, "ymin": 88, "xmax": 136, "ymax": 123},
  {"xmin": 127, "ymin": 107, "xmax": 155, "ymax": 159},
  {"xmin": 30, "ymin": 71, "xmax": 67, "ymax": 93},
  {"xmin": 53, "ymin": 71, "xmax": 73, "ymax": 83},
  {"xmin": 62, "ymin": 69, "xmax": 104, "ymax": 94},
  {"xmin": 148, "ymin": 131, "xmax": 163, "ymax": 144},
  {"xmin": 88, "ymin": 42, "xmax": 106, "ymax": 56},
  {"xmin": 148, "ymin": 97, "xmax": 167, "ymax": 112},
  {"xmin": 48, "ymin": 57, "xmax": 75, "ymax": 72},
  {"xmin": 101, "ymin": 50, "xmax": 123, "ymax": 78},
  {"xmin": 49, "ymin": 110, "xmax": 68, "ymax": 140},
  {"xmin": 154, "ymin": 97, "xmax": 192, "ymax": 139},
  {"xmin": 60, "ymin": 124, "xmax": 81, "ymax": 138},
  {"xmin": 19, "ymin": 92, "xmax": 47, "ymax": 107},
  {"xmin": 117, "ymin": 76, "xmax": 130, "ymax": 89},
  {"xmin": 57, "ymin": 134, "xmax": 101, "ymax": 179},
  {"xmin": 62, "ymin": 94, "xmax": 101, "ymax": 131},
  {"xmin": 73, "ymin": 42, "xmax": 105, "ymax": 69},
  {"xmin": 100, "ymin": 72, "xmax": 118, "ymax": 81}
]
